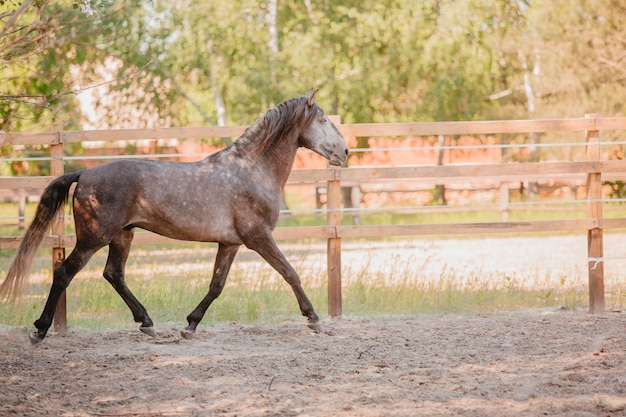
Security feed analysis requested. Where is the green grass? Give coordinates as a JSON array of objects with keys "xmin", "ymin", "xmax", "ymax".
[
  {"xmin": 344, "ymin": 273, "xmax": 588, "ymax": 317},
  {"xmin": 0, "ymin": 268, "xmax": 591, "ymax": 333},
  {"xmin": 0, "ymin": 240, "xmax": 600, "ymax": 334},
  {"xmin": 0, "ymin": 246, "xmax": 329, "ymax": 332},
  {"xmin": 1, "ymin": 200, "xmax": 625, "ymax": 333}
]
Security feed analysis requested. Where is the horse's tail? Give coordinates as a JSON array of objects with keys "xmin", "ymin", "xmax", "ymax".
[{"xmin": 0, "ymin": 171, "xmax": 81, "ymax": 302}]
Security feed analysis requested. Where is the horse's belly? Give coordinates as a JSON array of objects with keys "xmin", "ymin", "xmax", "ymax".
[{"xmin": 132, "ymin": 211, "xmax": 242, "ymax": 245}]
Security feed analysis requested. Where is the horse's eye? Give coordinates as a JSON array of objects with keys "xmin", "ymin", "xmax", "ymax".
[{"xmin": 320, "ymin": 117, "xmax": 327, "ymax": 123}]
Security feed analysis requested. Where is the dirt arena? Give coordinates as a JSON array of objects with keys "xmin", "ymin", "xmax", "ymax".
[
  {"xmin": 2, "ymin": 310, "xmax": 626, "ymax": 417},
  {"xmin": 3, "ymin": 234, "xmax": 626, "ymax": 416}
]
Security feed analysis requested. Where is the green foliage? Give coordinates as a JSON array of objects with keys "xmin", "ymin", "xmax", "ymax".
[
  {"xmin": 0, "ymin": 0, "xmax": 143, "ymax": 130},
  {"xmin": 2, "ymin": 0, "xmax": 626, "ymax": 150},
  {"xmin": 604, "ymin": 180, "xmax": 626, "ymax": 199}
]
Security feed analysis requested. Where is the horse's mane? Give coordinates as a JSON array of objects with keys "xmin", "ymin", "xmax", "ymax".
[{"xmin": 233, "ymin": 95, "xmax": 319, "ymax": 163}]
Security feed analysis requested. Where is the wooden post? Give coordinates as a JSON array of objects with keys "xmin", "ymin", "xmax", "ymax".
[
  {"xmin": 50, "ymin": 125, "xmax": 67, "ymax": 332},
  {"xmin": 327, "ymin": 115, "xmax": 342, "ymax": 318},
  {"xmin": 585, "ymin": 113, "xmax": 605, "ymax": 314},
  {"xmin": 17, "ymin": 188, "xmax": 26, "ymax": 230},
  {"xmin": 500, "ymin": 182, "xmax": 510, "ymax": 221}
]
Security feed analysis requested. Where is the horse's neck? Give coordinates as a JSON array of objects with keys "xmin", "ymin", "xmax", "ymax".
[
  {"xmin": 257, "ymin": 131, "xmax": 299, "ymax": 189},
  {"xmin": 214, "ymin": 129, "xmax": 299, "ymax": 189}
]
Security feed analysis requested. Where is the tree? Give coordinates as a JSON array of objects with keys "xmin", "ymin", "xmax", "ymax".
[
  {"xmin": 0, "ymin": 0, "xmax": 150, "ymax": 131},
  {"xmin": 5, "ymin": 0, "xmax": 626, "ymax": 138}
]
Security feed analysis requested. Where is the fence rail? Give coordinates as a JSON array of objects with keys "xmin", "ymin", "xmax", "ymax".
[{"xmin": 1, "ymin": 114, "xmax": 626, "ymax": 329}]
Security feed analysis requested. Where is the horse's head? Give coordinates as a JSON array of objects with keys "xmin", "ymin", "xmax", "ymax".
[{"xmin": 298, "ymin": 90, "xmax": 349, "ymax": 166}]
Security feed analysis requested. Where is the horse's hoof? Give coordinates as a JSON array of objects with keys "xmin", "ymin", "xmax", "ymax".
[
  {"xmin": 140, "ymin": 326, "xmax": 157, "ymax": 338},
  {"xmin": 180, "ymin": 328, "xmax": 195, "ymax": 340},
  {"xmin": 307, "ymin": 321, "xmax": 323, "ymax": 333},
  {"xmin": 29, "ymin": 332, "xmax": 44, "ymax": 345}
]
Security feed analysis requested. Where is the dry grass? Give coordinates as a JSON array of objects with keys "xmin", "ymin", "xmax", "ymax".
[{"xmin": 3, "ymin": 233, "xmax": 625, "ymax": 333}]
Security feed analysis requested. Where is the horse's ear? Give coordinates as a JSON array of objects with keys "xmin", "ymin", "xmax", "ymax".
[{"xmin": 306, "ymin": 89, "xmax": 318, "ymax": 107}]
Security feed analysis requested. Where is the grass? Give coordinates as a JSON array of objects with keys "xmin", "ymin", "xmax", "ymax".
[
  {"xmin": 0, "ymin": 270, "xmax": 591, "ymax": 333},
  {"xmin": 1, "ymin": 201, "xmax": 625, "ymax": 334},
  {"xmin": 0, "ymin": 239, "xmax": 598, "ymax": 334},
  {"xmin": 0, "ymin": 244, "xmax": 329, "ymax": 332},
  {"xmin": 344, "ymin": 273, "xmax": 587, "ymax": 317}
]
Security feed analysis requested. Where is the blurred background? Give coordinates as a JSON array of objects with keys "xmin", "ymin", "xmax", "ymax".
[{"xmin": 2, "ymin": 0, "xmax": 625, "ymax": 132}]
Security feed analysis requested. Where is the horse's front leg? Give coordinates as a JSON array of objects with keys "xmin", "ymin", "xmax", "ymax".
[
  {"xmin": 181, "ymin": 243, "xmax": 240, "ymax": 339},
  {"xmin": 244, "ymin": 234, "xmax": 321, "ymax": 332}
]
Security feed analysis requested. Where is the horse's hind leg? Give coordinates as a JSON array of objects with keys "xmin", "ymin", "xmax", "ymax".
[
  {"xmin": 103, "ymin": 229, "xmax": 155, "ymax": 337},
  {"xmin": 31, "ymin": 245, "xmax": 100, "ymax": 344},
  {"xmin": 182, "ymin": 243, "xmax": 240, "ymax": 339}
]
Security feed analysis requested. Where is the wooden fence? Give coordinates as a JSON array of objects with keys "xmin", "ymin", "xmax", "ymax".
[{"xmin": 2, "ymin": 114, "xmax": 626, "ymax": 331}]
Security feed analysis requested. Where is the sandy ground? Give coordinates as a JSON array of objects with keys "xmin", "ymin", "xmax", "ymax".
[
  {"xmin": 2, "ymin": 311, "xmax": 626, "ymax": 417},
  {"xmin": 2, "ymin": 234, "xmax": 626, "ymax": 416}
]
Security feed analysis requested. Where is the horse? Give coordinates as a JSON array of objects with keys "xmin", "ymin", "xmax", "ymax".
[{"xmin": 0, "ymin": 89, "xmax": 349, "ymax": 344}]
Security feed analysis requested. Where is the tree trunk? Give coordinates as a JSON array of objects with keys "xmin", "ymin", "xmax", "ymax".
[
  {"xmin": 519, "ymin": 50, "xmax": 540, "ymax": 197},
  {"xmin": 267, "ymin": 0, "xmax": 278, "ymax": 86},
  {"xmin": 206, "ymin": 39, "xmax": 231, "ymax": 145}
]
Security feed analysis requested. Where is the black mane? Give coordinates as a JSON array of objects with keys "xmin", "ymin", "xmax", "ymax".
[{"xmin": 233, "ymin": 95, "xmax": 320, "ymax": 162}]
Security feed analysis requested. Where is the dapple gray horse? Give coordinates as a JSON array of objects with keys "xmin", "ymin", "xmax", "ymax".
[{"xmin": 0, "ymin": 89, "xmax": 349, "ymax": 344}]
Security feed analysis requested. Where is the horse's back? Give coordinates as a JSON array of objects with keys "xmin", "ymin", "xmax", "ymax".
[{"xmin": 72, "ymin": 159, "xmax": 243, "ymax": 244}]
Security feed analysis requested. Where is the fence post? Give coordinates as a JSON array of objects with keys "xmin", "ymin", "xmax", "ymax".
[
  {"xmin": 50, "ymin": 124, "xmax": 67, "ymax": 332},
  {"xmin": 327, "ymin": 115, "xmax": 342, "ymax": 318},
  {"xmin": 17, "ymin": 188, "xmax": 26, "ymax": 230},
  {"xmin": 499, "ymin": 182, "xmax": 510, "ymax": 221},
  {"xmin": 585, "ymin": 113, "xmax": 605, "ymax": 314}
]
